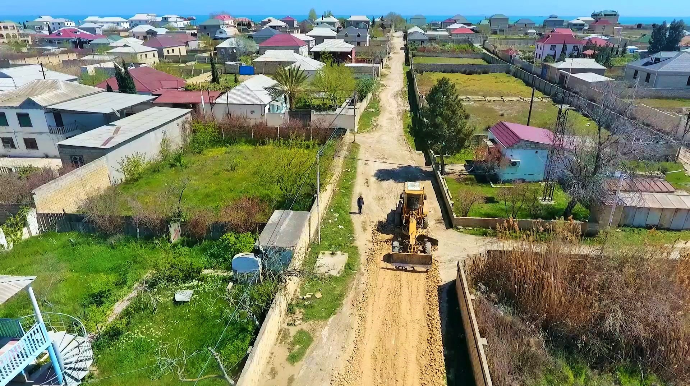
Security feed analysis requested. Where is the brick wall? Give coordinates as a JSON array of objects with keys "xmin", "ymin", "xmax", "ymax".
[{"xmin": 32, "ymin": 157, "xmax": 112, "ymax": 213}]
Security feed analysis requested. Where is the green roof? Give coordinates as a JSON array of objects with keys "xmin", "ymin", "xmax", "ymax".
[
  {"xmin": 490, "ymin": 14, "xmax": 508, "ymax": 19},
  {"xmin": 479, "ymin": 19, "xmax": 490, "ymax": 25},
  {"xmin": 200, "ymin": 18, "xmax": 223, "ymax": 25},
  {"xmin": 107, "ymin": 34, "xmax": 123, "ymax": 41}
]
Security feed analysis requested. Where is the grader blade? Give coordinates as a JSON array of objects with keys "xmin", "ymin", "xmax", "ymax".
[{"xmin": 384, "ymin": 252, "xmax": 433, "ymax": 271}]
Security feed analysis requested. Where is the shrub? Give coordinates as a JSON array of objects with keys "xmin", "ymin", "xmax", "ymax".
[
  {"xmin": 204, "ymin": 232, "xmax": 256, "ymax": 269},
  {"xmin": 148, "ymin": 252, "xmax": 203, "ymax": 287},
  {"xmin": 219, "ymin": 197, "xmax": 269, "ymax": 233},
  {"xmin": 355, "ymin": 77, "xmax": 376, "ymax": 99},
  {"xmin": 455, "ymin": 189, "xmax": 484, "ymax": 217},
  {"xmin": 117, "ymin": 152, "xmax": 148, "ymax": 182}
]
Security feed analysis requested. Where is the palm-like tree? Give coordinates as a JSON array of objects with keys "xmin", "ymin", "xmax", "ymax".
[{"xmin": 270, "ymin": 66, "xmax": 309, "ymax": 110}]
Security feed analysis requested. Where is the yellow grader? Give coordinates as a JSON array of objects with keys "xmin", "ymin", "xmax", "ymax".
[{"xmin": 386, "ymin": 182, "xmax": 436, "ymax": 271}]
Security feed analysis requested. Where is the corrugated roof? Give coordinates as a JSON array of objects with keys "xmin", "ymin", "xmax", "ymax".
[
  {"xmin": 451, "ymin": 28, "xmax": 474, "ymax": 34},
  {"xmin": 110, "ymin": 37, "xmax": 144, "ymax": 47},
  {"xmin": 605, "ymin": 178, "xmax": 675, "ymax": 193},
  {"xmin": 43, "ymin": 27, "xmax": 104, "ymax": 40},
  {"xmin": 0, "ymin": 276, "xmax": 35, "ymax": 305},
  {"xmin": 58, "ymin": 107, "xmax": 190, "ymax": 149},
  {"xmin": 291, "ymin": 33, "xmax": 315, "ymax": 42},
  {"xmin": 216, "ymin": 75, "xmax": 278, "ymax": 105},
  {"xmin": 96, "ymin": 67, "xmax": 186, "ymax": 93},
  {"xmin": 568, "ymin": 72, "xmax": 613, "ymax": 82},
  {"xmin": 306, "ymin": 27, "xmax": 338, "ymax": 37},
  {"xmin": 627, "ymin": 52, "xmax": 690, "ymax": 74},
  {"xmin": 143, "ymin": 36, "xmax": 185, "ymax": 48},
  {"xmin": 108, "ymin": 44, "xmax": 157, "ymax": 53},
  {"xmin": 153, "ymin": 90, "xmax": 222, "ymax": 104},
  {"xmin": 0, "ymin": 64, "xmax": 77, "ymax": 90},
  {"xmin": 0, "ymin": 79, "xmax": 102, "ymax": 107},
  {"xmin": 537, "ymin": 33, "xmax": 584, "ymax": 45},
  {"xmin": 407, "ymin": 31, "xmax": 428, "ymax": 41},
  {"xmin": 289, "ymin": 55, "xmax": 325, "ymax": 71},
  {"xmin": 552, "ymin": 58, "xmax": 607, "ymax": 70},
  {"xmin": 48, "ymin": 92, "xmax": 155, "ymax": 113},
  {"xmin": 311, "ymin": 39, "xmax": 354, "ymax": 52},
  {"xmin": 489, "ymin": 121, "xmax": 554, "ymax": 148},
  {"xmin": 348, "ymin": 15, "xmax": 370, "ymax": 21},
  {"xmin": 452, "ymin": 15, "xmax": 471, "ymax": 24},
  {"xmin": 259, "ymin": 210, "xmax": 310, "ymax": 248},
  {"xmin": 408, "ymin": 26, "xmax": 424, "ymax": 34},
  {"xmin": 253, "ymin": 27, "xmax": 281, "ymax": 37}
]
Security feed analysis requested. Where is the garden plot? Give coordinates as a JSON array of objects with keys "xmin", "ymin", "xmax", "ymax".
[
  {"xmin": 416, "ymin": 72, "xmax": 543, "ymax": 98},
  {"xmin": 638, "ymin": 98, "xmax": 690, "ymax": 113},
  {"xmin": 413, "ymin": 57, "xmax": 488, "ymax": 65}
]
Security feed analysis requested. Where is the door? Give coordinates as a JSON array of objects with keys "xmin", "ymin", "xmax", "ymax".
[{"xmin": 53, "ymin": 112, "xmax": 64, "ymax": 127}]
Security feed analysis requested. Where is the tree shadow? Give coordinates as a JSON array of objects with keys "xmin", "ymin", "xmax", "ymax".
[
  {"xmin": 373, "ymin": 165, "xmax": 430, "ymax": 183},
  {"xmin": 439, "ymin": 280, "xmax": 476, "ymax": 386}
]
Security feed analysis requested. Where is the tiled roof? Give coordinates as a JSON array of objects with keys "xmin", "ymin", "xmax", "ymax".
[
  {"xmin": 537, "ymin": 33, "xmax": 584, "ymax": 45},
  {"xmin": 552, "ymin": 28, "xmax": 573, "ymax": 35},
  {"xmin": 253, "ymin": 27, "xmax": 281, "ymax": 37},
  {"xmin": 214, "ymin": 14, "xmax": 234, "ymax": 21},
  {"xmin": 306, "ymin": 27, "xmax": 337, "ymax": 37},
  {"xmin": 259, "ymin": 33, "xmax": 306, "ymax": 47},
  {"xmin": 489, "ymin": 121, "xmax": 554, "ymax": 148},
  {"xmin": 451, "ymin": 28, "xmax": 474, "ymax": 34},
  {"xmin": 281, "ymin": 16, "xmax": 296, "ymax": 21},
  {"xmin": 96, "ymin": 67, "xmax": 186, "ymax": 93},
  {"xmin": 143, "ymin": 36, "xmax": 185, "ymax": 48},
  {"xmin": 586, "ymin": 37, "xmax": 613, "ymax": 47},
  {"xmin": 43, "ymin": 27, "xmax": 103, "ymax": 40}
]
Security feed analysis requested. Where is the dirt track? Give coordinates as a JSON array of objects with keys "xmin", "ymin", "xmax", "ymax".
[{"xmin": 263, "ymin": 31, "xmax": 490, "ymax": 386}]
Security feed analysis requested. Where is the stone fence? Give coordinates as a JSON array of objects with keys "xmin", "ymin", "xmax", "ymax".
[{"xmin": 456, "ymin": 261, "xmax": 493, "ymax": 386}]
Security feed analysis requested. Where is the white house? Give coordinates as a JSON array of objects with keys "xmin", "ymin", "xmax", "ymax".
[
  {"xmin": 160, "ymin": 15, "xmax": 190, "ymax": 29},
  {"xmin": 83, "ymin": 16, "xmax": 130, "ymax": 29},
  {"xmin": 625, "ymin": 51, "xmax": 690, "ymax": 88},
  {"xmin": 34, "ymin": 16, "xmax": 75, "ymax": 30},
  {"xmin": 0, "ymin": 65, "xmax": 77, "ymax": 93},
  {"xmin": 0, "ymin": 80, "xmax": 154, "ymax": 158},
  {"xmin": 534, "ymin": 33, "xmax": 584, "ymax": 61},
  {"xmin": 129, "ymin": 13, "xmax": 157, "ymax": 27},
  {"xmin": 130, "ymin": 24, "xmax": 167, "ymax": 40},
  {"xmin": 212, "ymin": 75, "xmax": 287, "ymax": 125}
]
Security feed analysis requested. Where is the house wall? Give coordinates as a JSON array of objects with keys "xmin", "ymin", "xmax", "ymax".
[
  {"xmin": 258, "ymin": 45, "xmax": 307, "ymax": 56},
  {"xmin": 211, "ymin": 103, "xmax": 269, "ymax": 122},
  {"xmin": 0, "ymin": 108, "xmax": 88, "ymax": 157},
  {"xmin": 535, "ymin": 43, "xmax": 583, "ymax": 60},
  {"xmin": 252, "ymin": 60, "xmax": 293, "ymax": 75},
  {"xmin": 487, "ymin": 135, "xmax": 549, "ymax": 182},
  {"xmin": 159, "ymin": 45, "xmax": 187, "ymax": 59},
  {"xmin": 32, "ymin": 156, "xmax": 112, "ymax": 213}
]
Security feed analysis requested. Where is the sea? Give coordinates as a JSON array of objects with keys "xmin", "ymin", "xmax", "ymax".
[{"xmin": 1, "ymin": 14, "xmax": 688, "ymax": 26}]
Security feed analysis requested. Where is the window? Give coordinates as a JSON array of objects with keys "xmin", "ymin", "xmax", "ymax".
[
  {"xmin": 645, "ymin": 73, "xmax": 651, "ymax": 83},
  {"xmin": 687, "ymin": 76, "xmax": 690, "ymax": 86},
  {"xmin": 1, "ymin": 137, "xmax": 15, "ymax": 149},
  {"xmin": 23, "ymin": 138, "xmax": 38, "ymax": 150},
  {"xmin": 550, "ymin": 45, "xmax": 556, "ymax": 51},
  {"xmin": 0, "ymin": 112, "xmax": 7, "ymax": 126},
  {"xmin": 16, "ymin": 113, "xmax": 32, "ymax": 127},
  {"xmin": 70, "ymin": 155, "xmax": 84, "ymax": 168},
  {"xmin": 633, "ymin": 70, "xmax": 638, "ymax": 79}
]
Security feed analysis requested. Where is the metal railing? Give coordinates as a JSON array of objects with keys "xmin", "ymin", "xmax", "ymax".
[
  {"xmin": 48, "ymin": 125, "xmax": 79, "ymax": 135},
  {"xmin": 0, "ymin": 322, "xmax": 50, "ymax": 383},
  {"xmin": 0, "ymin": 318, "xmax": 24, "ymax": 339}
]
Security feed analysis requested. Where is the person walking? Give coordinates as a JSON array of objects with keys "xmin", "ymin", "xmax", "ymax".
[{"xmin": 357, "ymin": 194, "xmax": 364, "ymax": 215}]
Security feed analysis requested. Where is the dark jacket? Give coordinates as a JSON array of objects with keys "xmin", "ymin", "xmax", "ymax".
[{"xmin": 357, "ymin": 196, "xmax": 364, "ymax": 207}]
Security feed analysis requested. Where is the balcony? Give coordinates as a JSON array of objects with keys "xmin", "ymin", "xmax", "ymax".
[
  {"xmin": 0, "ymin": 319, "xmax": 50, "ymax": 384},
  {"xmin": 47, "ymin": 125, "xmax": 80, "ymax": 136}
]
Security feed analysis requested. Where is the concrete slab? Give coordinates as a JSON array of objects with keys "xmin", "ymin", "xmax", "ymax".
[
  {"xmin": 174, "ymin": 290, "xmax": 193, "ymax": 302},
  {"xmin": 314, "ymin": 251, "xmax": 348, "ymax": 276}
]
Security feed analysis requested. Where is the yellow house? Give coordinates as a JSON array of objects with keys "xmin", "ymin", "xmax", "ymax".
[
  {"xmin": 142, "ymin": 36, "xmax": 188, "ymax": 60},
  {"xmin": 107, "ymin": 44, "xmax": 159, "ymax": 65},
  {"xmin": 0, "ymin": 21, "xmax": 29, "ymax": 44}
]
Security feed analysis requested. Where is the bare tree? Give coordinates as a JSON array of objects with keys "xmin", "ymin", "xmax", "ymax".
[{"xmin": 549, "ymin": 83, "xmax": 672, "ymax": 217}]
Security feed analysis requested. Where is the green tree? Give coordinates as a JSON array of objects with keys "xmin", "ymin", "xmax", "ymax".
[
  {"xmin": 312, "ymin": 64, "xmax": 356, "ymax": 109},
  {"xmin": 79, "ymin": 69, "xmax": 111, "ymax": 86},
  {"xmin": 270, "ymin": 66, "xmax": 308, "ymax": 110},
  {"xmin": 664, "ymin": 19, "xmax": 686, "ymax": 51},
  {"xmin": 210, "ymin": 53, "xmax": 220, "ymax": 84},
  {"xmin": 419, "ymin": 77, "xmax": 473, "ymax": 174},
  {"xmin": 324, "ymin": 10, "xmax": 333, "ymax": 17},
  {"xmin": 308, "ymin": 8, "xmax": 318, "ymax": 21},
  {"xmin": 648, "ymin": 21, "xmax": 668, "ymax": 54},
  {"xmin": 115, "ymin": 61, "xmax": 137, "ymax": 94}
]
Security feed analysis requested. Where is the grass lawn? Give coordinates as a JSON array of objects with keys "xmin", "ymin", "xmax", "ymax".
[
  {"xmin": 357, "ymin": 93, "xmax": 380, "ymax": 133},
  {"xmin": 416, "ymin": 72, "xmax": 545, "ymax": 98},
  {"xmin": 610, "ymin": 55, "xmax": 640, "ymax": 67},
  {"xmin": 105, "ymin": 143, "xmax": 323, "ymax": 217},
  {"xmin": 414, "ymin": 57, "xmax": 488, "ymax": 64},
  {"xmin": 295, "ymin": 143, "xmax": 360, "ymax": 321},
  {"xmin": 286, "ymin": 329, "xmax": 313, "ymax": 364},
  {"xmin": 638, "ymin": 98, "xmax": 690, "ymax": 113},
  {"xmin": 92, "ymin": 276, "xmax": 275, "ymax": 385},
  {"xmin": 0, "ymin": 233, "xmax": 161, "ymax": 332},
  {"xmin": 445, "ymin": 175, "xmax": 589, "ymax": 221},
  {"xmin": 463, "ymin": 101, "xmax": 598, "ymax": 135}
]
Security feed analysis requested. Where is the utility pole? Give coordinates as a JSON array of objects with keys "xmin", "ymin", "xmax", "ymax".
[
  {"xmin": 527, "ymin": 72, "xmax": 536, "ymax": 126},
  {"xmin": 40, "ymin": 63, "xmax": 46, "ymax": 79},
  {"xmin": 352, "ymin": 91, "xmax": 357, "ymax": 143}
]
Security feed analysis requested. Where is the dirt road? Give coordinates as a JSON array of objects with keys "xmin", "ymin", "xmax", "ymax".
[{"xmin": 264, "ymin": 32, "xmax": 490, "ymax": 386}]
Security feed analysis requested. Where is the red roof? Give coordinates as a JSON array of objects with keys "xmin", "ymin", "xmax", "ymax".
[
  {"xmin": 489, "ymin": 121, "xmax": 554, "ymax": 148},
  {"xmin": 143, "ymin": 36, "xmax": 185, "ymax": 48},
  {"xmin": 442, "ymin": 18, "xmax": 455, "ymax": 23},
  {"xmin": 604, "ymin": 178, "xmax": 675, "ymax": 193},
  {"xmin": 281, "ymin": 16, "xmax": 296, "ymax": 21},
  {"xmin": 552, "ymin": 28, "xmax": 573, "ymax": 35},
  {"xmin": 96, "ymin": 67, "xmax": 186, "ymax": 93},
  {"xmin": 591, "ymin": 19, "xmax": 612, "ymax": 25},
  {"xmin": 259, "ymin": 33, "xmax": 306, "ymax": 47},
  {"xmin": 537, "ymin": 33, "xmax": 584, "ymax": 45},
  {"xmin": 153, "ymin": 90, "xmax": 222, "ymax": 104},
  {"xmin": 44, "ymin": 28, "xmax": 104, "ymax": 40},
  {"xmin": 583, "ymin": 49, "xmax": 595, "ymax": 55},
  {"xmin": 586, "ymin": 37, "xmax": 613, "ymax": 47},
  {"xmin": 168, "ymin": 33, "xmax": 197, "ymax": 43},
  {"xmin": 214, "ymin": 14, "xmax": 234, "ymax": 21},
  {"xmin": 451, "ymin": 28, "xmax": 475, "ymax": 34}
]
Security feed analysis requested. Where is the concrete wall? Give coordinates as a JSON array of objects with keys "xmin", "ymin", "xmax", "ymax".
[
  {"xmin": 494, "ymin": 147, "xmax": 548, "ymax": 182},
  {"xmin": 487, "ymin": 38, "xmax": 536, "ymax": 48},
  {"xmin": 236, "ymin": 141, "xmax": 349, "ymax": 386},
  {"xmin": 414, "ymin": 52, "xmax": 484, "ymax": 59},
  {"xmin": 8, "ymin": 52, "xmax": 78, "ymax": 65},
  {"xmin": 32, "ymin": 156, "xmax": 112, "ymax": 213},
  {"xmin": 456, "ymin": 261, "xmax": 493, "ymax": 386},
  {"xmin": 211, "ymin": 102, "xmax": 269, "ymax": 122}
]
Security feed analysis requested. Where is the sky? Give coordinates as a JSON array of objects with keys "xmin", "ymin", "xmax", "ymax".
[{"xmin": 2, "ymin": 0, "xmax": 689, "ymax": 17}]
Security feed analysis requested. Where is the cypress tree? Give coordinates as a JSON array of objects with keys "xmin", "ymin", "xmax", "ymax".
[
  {"xmin": 210, "ymin": 53, "xmax": 220, "ymax": 84},
  {"xmin": 116, "ymin": 60, "xmax": 137, "ymax": 94}
]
